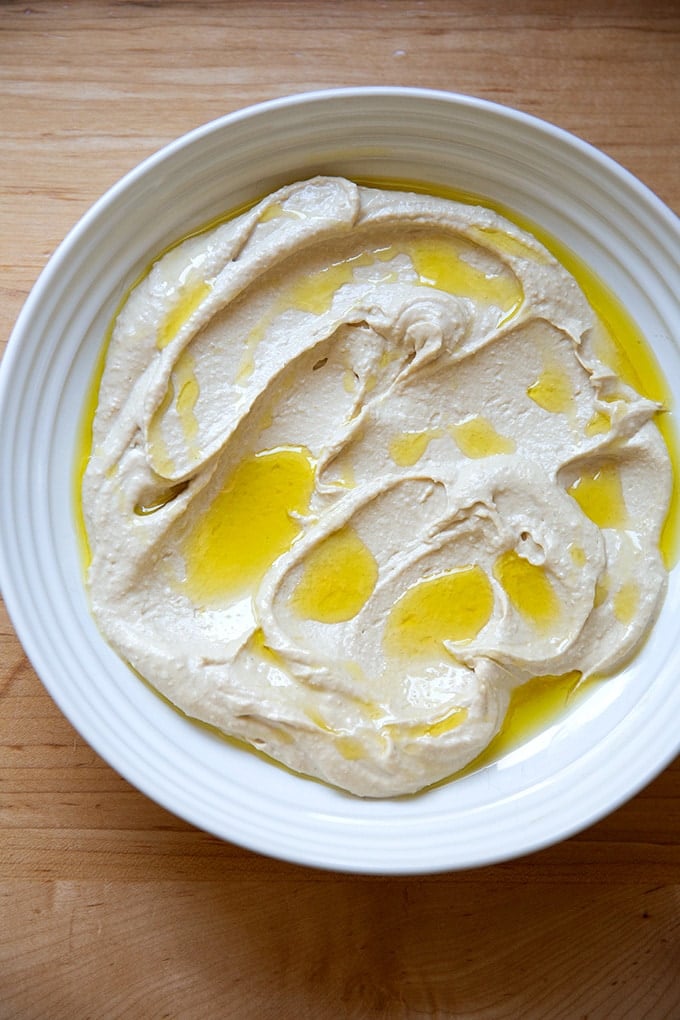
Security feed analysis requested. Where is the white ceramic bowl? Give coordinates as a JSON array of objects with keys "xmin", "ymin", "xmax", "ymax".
[{"xmin": 1, "ymin": 88, "xmax": 679, "ymax": 874}]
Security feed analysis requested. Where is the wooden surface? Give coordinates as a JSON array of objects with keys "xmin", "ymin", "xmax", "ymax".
[{"xmin": 1, "ymin": 2, "xmax": 679, "ymax": 1016}]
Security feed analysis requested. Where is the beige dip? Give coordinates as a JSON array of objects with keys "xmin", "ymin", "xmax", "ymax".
[{"xmin": 83, "ymin": 177, "xmax": 671, "ymax": 796}]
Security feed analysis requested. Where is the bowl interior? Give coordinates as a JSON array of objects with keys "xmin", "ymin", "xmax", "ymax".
[{"xmin": 2, "ymin": 88, "xmax": 679, "ymax": 873}]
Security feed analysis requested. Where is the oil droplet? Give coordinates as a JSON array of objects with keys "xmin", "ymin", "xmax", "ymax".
[
  {"xmin": 259, "ymin": 201, "xmax": 284, "ymax": 223},
  {"xmin": 384, "ymin": 565, "xmax": 494, "ymax": 659},
  {"xmin": 305, "ymin": 708, "xmax": 373, "ymax": 761},
  {"xmin": 449, "ymin": 417, "xmax": 515, "ymax": 458},
  {"xmin": 261, "ymin": 724, "xmax": 295, "ymax": 746},
  {"xmin": 343, "ymin": 369, "xmax": 358, "ymax": 394},
  {"xmin": 288, "ymin": 260, "xmax": 356, "ymax": 314},
  {"xmin": 594, "ymin": 574, "xmax": 610, "ymax": 608},
  {"xmin": 291, "ymin": 526, "xmax": 378, "ymax": 623},
  {"xmin": 493, "ymin": 549, "xmax": 560, "ymax": 629},
  {"xmin": 148, "ymin": 352, "xmax": 201, "ymax": 470},
  {"xmin": 173, "ymin": 350, "xmax": 200, "ymax": 446},
  {"xmin": 258, "ymin": 201, "xmax": 306, "ymax": 224},
  {"xmin": 409, "ymin": 237, "xmax": 523, "ymax": 321},
  {"xmin": 379, "ymin": 348, "xmax": 400, "ymax": 371},
  {"xmin": 146, "ymin": 383, "xmax": 176, "ymax": 477},
  {"xmin": 258, "ymin": 408, "xmax": 274, "ymax": 433},
  {"xmin": 134, "ymin": 480, "xmax": 188, "ymax": 517},
  {"xmin": 527, "ymin": 367, "xmax": 574, "ymax": 415},
  {"xmin": 236, "ymin": 316, "xmax": 270, "ymax": 384},
  {"xmin": 337, "ymin": 674, "xmax": 382, "ymax": 719},
  {"xmin": 329, "ymin": 459, "xmax": 356, "ymax": 490},
  {"xmin": 385, "ymin": 707, "xmax": 469, "ymax": 742},
  {"xmin": 183, "ymin": 447, "xmax": 315, "ymax": 604},
  {"xmin": 567, "ymin": 462, "xmax": 629, "ymax": 529},
  {"xmin": 424, "ymin": 707, "xmax": 469, "ymax": 737},
  {"xmin": 336, "ymin": 736, "xmax": 365, "ymax": 760},
  {"xmin": 156, "ymin": 280, "xmax": 211, "ymax": 350},
  {"xmin": 569, "ymin": 544, "xmax": 587, "ymax": 567},
  {"xmin": 601, "ymin": 392, "xmax": 627, "ymax": 404},
  {"xmin": 467, "ymin": 225, "xmax": 552, "ymax": 264},
  {"xmin": 585, "ymin": 410, "xmax": 611, "ymax": 436},
  {"xmin": 305, "ymin": 707, "xmax": 334, "ymax": 732},
  {"xmin": 613, "ymin": 580, "xmax": 639, "ymax": 625},
  {"xmin": 389, "ymin": 428, "xmax": 442, "ymax": 467},
  {"xmin": 248, "ymin": 628, "xmax": 286, "ymax": 668}
]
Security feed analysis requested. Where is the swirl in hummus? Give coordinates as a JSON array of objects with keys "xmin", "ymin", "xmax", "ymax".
[{"xmin": 82, "ymin": 177, "xmax": 672, "ymax": 797}]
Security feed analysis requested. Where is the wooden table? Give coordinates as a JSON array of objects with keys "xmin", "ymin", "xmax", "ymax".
[{"xmin": 2, "ymin": 2, "xmax": 679, "ymax": 1016}]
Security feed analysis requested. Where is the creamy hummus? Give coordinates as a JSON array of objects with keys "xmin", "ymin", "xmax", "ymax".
[{"xmin": 82, "ymin": 176, "xmax": 671, "ymax": 797}]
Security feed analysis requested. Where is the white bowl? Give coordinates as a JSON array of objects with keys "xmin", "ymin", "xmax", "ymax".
[{"xmin": 1, "ymin": 88, "xmax": 679, "ymax": 874}]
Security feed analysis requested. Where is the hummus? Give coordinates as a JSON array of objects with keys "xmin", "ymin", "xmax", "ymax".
[{"xmin": 82, "ymin": 176, "xmax": 671, "ymax": 797}]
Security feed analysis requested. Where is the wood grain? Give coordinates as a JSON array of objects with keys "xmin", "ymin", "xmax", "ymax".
[{"xmin": 1, "ymin": 2, "xmax": 679, "ymax": 1017}]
